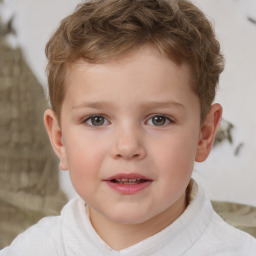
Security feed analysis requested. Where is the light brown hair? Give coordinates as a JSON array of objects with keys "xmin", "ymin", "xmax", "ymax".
[{"xmin": 46, "ymin": 0, "xmax": 224, "ymax": 121}]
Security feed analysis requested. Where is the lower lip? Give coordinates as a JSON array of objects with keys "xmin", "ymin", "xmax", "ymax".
[{"xmin": 105, "ymin": 181, "xmax": 152, "ymax": 194}]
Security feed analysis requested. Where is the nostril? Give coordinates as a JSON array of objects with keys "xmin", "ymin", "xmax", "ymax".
[
  {"xmin": 115, "ymin": 152, "xmax": 141, "ymax": 160},
  {"xmin": 112, "ymin": 137, "xmax": 146, "ymax": 160}
]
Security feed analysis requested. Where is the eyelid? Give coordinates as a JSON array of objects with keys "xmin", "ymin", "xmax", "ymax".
[
  {"xmin": 81, "ymin": 113, "xmax": 175, "ymax": 127},
  {"xmin": 145, "ymin": 114, "xmax": 175, "ymax": 126},
  {"xmin": 83, "ymin": 114, "xmax": 111, "ymax": 126}
]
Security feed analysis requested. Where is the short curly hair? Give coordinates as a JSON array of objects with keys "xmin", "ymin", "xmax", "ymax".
[{"xmin": 46, "ymin": 0, "xmax": 224, "ymax": 121}]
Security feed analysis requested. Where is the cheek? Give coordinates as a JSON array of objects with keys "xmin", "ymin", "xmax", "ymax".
[
  {"xmin": 64, "ymin": 136, "xmax": 106, "ymax": 189},
  {"xmin": 150, "ymin": 135, "xmax": 197, "ymax": 203},
  {"xmin": 151, "ymin": 132, "xmax": 198, "ymax": 177},
  {"xmin": 64, "ymin": 131, "xmax": 105, "ymax": 166},
  {"xmin": 67, "ymin": 149, "xmax": 102, "ymax": 199}
]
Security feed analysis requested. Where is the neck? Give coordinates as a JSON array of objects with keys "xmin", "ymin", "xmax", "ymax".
[{"xmin": 89, "ymin": 192, "xmax": 187, "ymax": 250}]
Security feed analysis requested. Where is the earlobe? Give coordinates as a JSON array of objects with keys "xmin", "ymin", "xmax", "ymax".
[
  {"xmin": 195, "ymin": 104, "xmax": 222, "ymax": 162},
  {"xmin": 44, "ymin": 109, "xmax": 68, "ymax": 170}
]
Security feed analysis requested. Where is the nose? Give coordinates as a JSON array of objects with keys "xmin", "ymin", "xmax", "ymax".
[{"xmin": 111, "ymin": 126, "xmax": 146, "ymax": 160}]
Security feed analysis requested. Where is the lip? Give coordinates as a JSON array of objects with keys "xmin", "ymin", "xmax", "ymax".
[
  {"xmin": 104, "ymin": 173, "xmax": 153, "ymax": 195},
  {"xmin": 105, "ymin": 173, "xmax": 152, "ymax": 181}
]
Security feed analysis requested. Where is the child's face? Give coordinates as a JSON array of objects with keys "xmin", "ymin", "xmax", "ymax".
[{"xmin": 45, "ymin": 45, "xmax": 218, "ymax": 228}]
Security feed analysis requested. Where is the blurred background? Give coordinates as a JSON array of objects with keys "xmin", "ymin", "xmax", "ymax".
[{"xmin": 1, "ymin": 0, "xmax": 256, "ymax": 207}]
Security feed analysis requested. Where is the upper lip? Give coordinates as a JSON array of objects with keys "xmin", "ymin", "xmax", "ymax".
[{"xmin": 104, "ymin": 173, "xmax": 152, "ymax": 181}]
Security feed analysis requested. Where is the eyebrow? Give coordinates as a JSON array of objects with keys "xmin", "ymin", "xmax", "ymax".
[
  {"xmin": 140, "ymin": 100, "xmax": 185, "ymax": 110},
  {"xmin": 72, "ymin": 100, "xmax": 185, "ymax": 111},
  {"xmin": 72, "ymin": 101, "xmax": 115, "ymax": 110}
]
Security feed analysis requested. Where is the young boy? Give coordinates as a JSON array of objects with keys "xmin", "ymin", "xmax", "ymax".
[{"xmin": 1, "ymin": 0, "xmax": 256, "ymax": 255}]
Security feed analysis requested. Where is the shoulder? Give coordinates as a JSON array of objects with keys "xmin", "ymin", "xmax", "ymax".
[
  {"xmin": 187, "ymin": 181, "xmax": 256, "ymax": 255},
  {"xmin": 0, "ymin": 216, "xmax": 63, "ymax": 256},
  {"xmin": 0, "ymin": 199, "xmax": 81, "ymax": 256},
  {"xmin": 195, "ymin": 211, "xmax": 256, "ymax": 255}
]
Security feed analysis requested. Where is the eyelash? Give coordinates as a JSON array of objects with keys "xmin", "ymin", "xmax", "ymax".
[
  {"xmin": 146, "ymin": 114, "xmax": 174, "ymax": 126},
  {"xmin": 83, "ymin": 115, "xmax": 110, "ymax": 127},
  {"xmin": 82, "ymin": 114, "xmax": 174, "ymax": 127}
]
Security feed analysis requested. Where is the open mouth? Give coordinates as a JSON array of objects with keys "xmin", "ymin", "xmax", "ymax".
[
  {"xmin": 110, "ymin": 178, "xmax": 149, "ymax": 185},
  {"xmin": 105, "ymin": 174, "xmax": 152, "ymax": 194}
]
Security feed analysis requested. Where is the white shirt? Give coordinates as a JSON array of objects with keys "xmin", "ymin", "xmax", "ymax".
[{"xmin": 1, "ymin": 181, "xmax": 256, "ymax": 255}]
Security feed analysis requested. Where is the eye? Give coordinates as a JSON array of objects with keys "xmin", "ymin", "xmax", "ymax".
[
  {"xmin": 146, "ymin": 115, "xmax": 173, "ymax": 126},
  {"xmin": 84, "ymin": 115, "xmax": 109, "ymax": 126}
]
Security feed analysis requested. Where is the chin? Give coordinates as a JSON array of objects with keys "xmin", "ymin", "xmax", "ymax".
[{"xmin": 106, "ymin": 208, "xmax": 153, "ymax": 225}]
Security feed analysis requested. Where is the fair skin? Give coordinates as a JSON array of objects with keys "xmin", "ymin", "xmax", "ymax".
[{"xmin": 44, "ymin": 45, "xmax": 222, "ymax": 250}]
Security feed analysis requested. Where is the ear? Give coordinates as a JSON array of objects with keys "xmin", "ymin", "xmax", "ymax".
[
  {"xmin": 195, "ymin": 103, "xmax": 222, "ymax": 162},
  {"xmin": 44, "ymin": 109, "xmax": 68, "ymax": 170}
]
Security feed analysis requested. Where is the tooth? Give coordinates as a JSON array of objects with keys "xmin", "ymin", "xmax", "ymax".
[{"xmin": 112, "ymin": 177, "xmax": 146, "ymax": 184}]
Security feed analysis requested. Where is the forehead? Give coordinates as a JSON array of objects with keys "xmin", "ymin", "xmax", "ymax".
[
  {"xmin": 65, "ymin": 45, "xmax": 193, "ymax": 89},
  {"xmin": 62, "ymin": 46, "xmax": 198, "ymax": 117},
  {"xmin": 60, "ymin": 44, "xmax": 201, "ymax": 125}
]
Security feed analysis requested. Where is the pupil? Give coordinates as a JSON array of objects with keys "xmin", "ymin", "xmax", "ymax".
[
  {"xmin": 153, "ymin": 116, "xmax": 165, "ymax": 126},
  {"xmin": 92, "ymin": 116, "xmax": 104, "ymax": 126}
]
